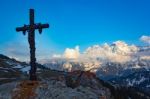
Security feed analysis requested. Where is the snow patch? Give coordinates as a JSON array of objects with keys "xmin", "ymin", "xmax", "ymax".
[
  {"xmin": 20, "ymin": 66, "xmax": 30, "ymax": 74},
  {"xmin": 13, "ymin": 65, "xmax": 22, "ymax": 69}
]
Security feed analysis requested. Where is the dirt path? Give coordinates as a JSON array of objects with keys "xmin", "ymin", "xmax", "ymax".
[{"xmin": 12, "ymin": 81, "xmax": 39, "ymax": 99}]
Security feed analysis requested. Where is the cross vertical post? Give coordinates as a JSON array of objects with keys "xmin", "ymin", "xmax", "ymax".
[
  {"xmin": 16, "ymin": 9, "xmax": 49, "ymax": 81},
  {"xmin": 29, "ymin": 9, "xmax": 36, "ymax": 80}
]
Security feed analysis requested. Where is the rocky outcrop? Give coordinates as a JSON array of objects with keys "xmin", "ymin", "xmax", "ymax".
[{"xmin": 36, "ymin": 79, "xmax": 112, "ymax": 99}]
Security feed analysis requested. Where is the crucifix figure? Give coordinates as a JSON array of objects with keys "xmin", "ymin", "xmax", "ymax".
[{"xmin": 16, "ymin": 9, "xmax": 49, "ymax": 80}]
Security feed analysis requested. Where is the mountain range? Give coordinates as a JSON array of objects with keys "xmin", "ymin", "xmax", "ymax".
[
  {"xmin": 42, "ymin": 45, "xmax": 150, "ymax": 96},
  {"xmin": 0, "ymin": 45, "xmax": 149, "ymax": 99}
]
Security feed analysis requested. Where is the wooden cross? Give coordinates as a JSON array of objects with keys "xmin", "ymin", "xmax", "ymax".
[{"xmin": 16, "ymin": 9, "xmax": 49, "ymax": 80}]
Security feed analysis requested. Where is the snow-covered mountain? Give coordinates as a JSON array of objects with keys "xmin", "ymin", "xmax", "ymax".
[
  {"xmin": 110, "ymin": 70, "xmax": 150, "ymax": 94},
  {"xmin": 104, "ymin": 46, "xmax": 150, "ymax": 95},
  {"xmin": 43, "ymin": 46, "xmax": 150, "ymax": 77}
]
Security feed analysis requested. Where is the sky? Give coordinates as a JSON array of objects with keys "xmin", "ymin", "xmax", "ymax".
[{"xmin": 0, "ymin": 0, "xmax": 150, "ymax": 61}]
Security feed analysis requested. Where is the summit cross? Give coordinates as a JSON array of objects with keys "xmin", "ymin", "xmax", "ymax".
[{"xmin": 16, "ymin": 9, "xmax": 49, "ymax": 80}]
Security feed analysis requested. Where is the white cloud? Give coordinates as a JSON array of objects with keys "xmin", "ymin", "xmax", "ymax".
[
  {"xmin": 63, "ymin": 46, "xmax": 80, "ymax": 59},
  {"xmin": 140, "ymin": 35, "xmax": 150, "ymax": 44},
  {"xmin": 52, "ymin": 54, "xmax": 62, "ymax": 58},
  {"xmin": 84, "ymin": 41, "xmax": 138, "ymax": 63}
]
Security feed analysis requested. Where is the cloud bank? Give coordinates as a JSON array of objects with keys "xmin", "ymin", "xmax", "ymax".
[{"xmin": 53, "ymin": 41, "xmax": 139, "ymax": 63}]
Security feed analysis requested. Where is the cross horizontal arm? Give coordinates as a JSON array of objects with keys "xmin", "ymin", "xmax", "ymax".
[{"xmin": 16, "ymin": 23, "xmax": 49, "ymax": 32}]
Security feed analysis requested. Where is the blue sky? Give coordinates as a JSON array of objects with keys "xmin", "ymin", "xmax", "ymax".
[{"xmin": 0, "ymin": 0, "xmax": 150, "ymax": 60}]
